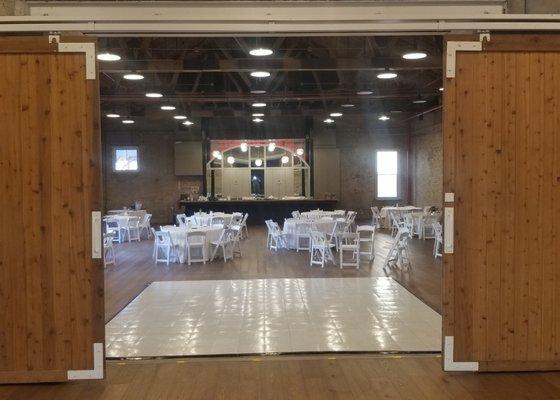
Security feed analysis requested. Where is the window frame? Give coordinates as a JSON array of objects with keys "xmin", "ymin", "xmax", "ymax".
[
  {"xmin": 112, "ymin": 146, "xmax": 140, "ymax": 173},
  {"xmin": 375, "ymin": 149, "xmax": 400, "ymax": 200}
]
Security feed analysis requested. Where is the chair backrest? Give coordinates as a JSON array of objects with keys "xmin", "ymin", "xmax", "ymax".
[
  {"xmin": 371, "ymin": 206, "xmax": 380, "ymax": 217},
  {"xmin": 356, "ymin": 225, "xmax": 375, "ymax": 240},
  {"xmin": 211, "ymin": 216, "xmax": 225, "ymax": 226},
  {"xmin": 103, "ymin": 233, "xmax": 113, "ymax": 247},
  {"xmin": 186, "ymin": 230, "xmax": 206, "ymax": 244},
  {"xmin": 241, "ymin": 213, "xmax": 249, "ymax": 225},
  {"xmin": 176, "ymin": 213, "xmax": 187, "ymax": 226},
  {"xmin": 339, "ymin": 232, "xmax": 359, "ymax": 246},
  {"xmin": 345, "ymin": 211, "xmax": 357, "ymax": 223},
  {"xmin": 432, "ymin": 221, "xmax": 443, "ymax": 239},
  {"xmin": 105, "ymin": 217, "xmax": 118, "ymax": 230},
  {"xmin": 143, "ymin": 213, "xmax": 152, "ymax": 226},
  {"xmin": 128, "ymin": 216, "xmax": 140, "ymax": 228},
  {"xmin": 310, "ymin": 230, "xmax": 327, "ymax": 246},
  {"xmin": 155, "ymin": 230, "xmax": 172, "ymax": 245},
  {"xmin": 291, "ymin": 210, "xmax": 301, "ymax": 219},
  {"xmin": 150, "ymin": 227, "xmax": 157, "ymax": 238}
]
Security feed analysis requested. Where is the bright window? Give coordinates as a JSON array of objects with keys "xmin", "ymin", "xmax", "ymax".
[
  {"xmin": 376, "ymin": 150, "xmax": 398, "ymax": 198},
  {"xmin": 113, "ymin": 147, "xmax": 139, "ymax": 172}
]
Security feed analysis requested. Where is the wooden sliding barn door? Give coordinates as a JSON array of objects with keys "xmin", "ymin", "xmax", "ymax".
[
  {"xmin": 0, "ymin": 37, "xmax": 103, "ymax": 383},
  {"xmin": 443, "ymin": 34, "xmax": 560, "ymax": 372}
]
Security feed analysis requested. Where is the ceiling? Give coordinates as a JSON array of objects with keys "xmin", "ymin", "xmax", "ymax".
[{"xmin": 98, "ymin": 35, "xmax": 443, "ymax": 133}]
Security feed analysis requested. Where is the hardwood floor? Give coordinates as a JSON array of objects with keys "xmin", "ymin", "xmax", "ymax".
[
  {"xmin": 4, "ymin": 355, "xmax": 560, "ymax": 399},
  {"xmin": 105, "ymin": 225, "xmax": 442, "ymax": 322}
]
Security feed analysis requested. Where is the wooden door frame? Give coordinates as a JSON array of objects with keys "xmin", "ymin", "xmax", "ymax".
[
  {"xmin": 0, "ymin": 35, "xmax": 104, "ymax": 383},
  {"xmin": 443, "ymin": 33, "xmax": 560, "ymax": 372}
]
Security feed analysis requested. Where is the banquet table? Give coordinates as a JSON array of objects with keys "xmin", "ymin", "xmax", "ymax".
[
  {"xmin": 379, "ymin": 206, "xmax": 422, "ymax": 228},
  {"xmin": 161, "ymin": 225, "xmax": 223, "ymax": 263},
  {"xmin": 282, "ymin": 218, "xmax": 336, "ymax": 249}
]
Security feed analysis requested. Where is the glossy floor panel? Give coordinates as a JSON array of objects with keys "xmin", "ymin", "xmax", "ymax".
[{"xmin": 105, "ymin": 277, "xmax": 441, "ymax": 357}]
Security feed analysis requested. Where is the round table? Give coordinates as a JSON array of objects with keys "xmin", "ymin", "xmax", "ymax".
[
  {"xmin": 161, "ymin": 225, "xmax": 223, "ymax": 263},
  {"xmin": 282, "ymin": 218, "xmax": 336, "ymax": 249},
  {"xmin": 300, "ymin": 210, "xmax": 345, "ymax": 220}
]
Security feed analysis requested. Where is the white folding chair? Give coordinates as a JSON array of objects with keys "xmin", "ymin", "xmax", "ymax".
[
  {"xmin": 103, "ymin": 233, "xmax": 116, "ymax": 267},
  {"xmin": 240, "ymin": 213, "xmax": 249, "ymax": 238},
  {"xmin": 176, "ymin": 213, "xmax": 188, "ymax": 227},
  {"xmin": 269, "ymin": 222, "xmax": 287, "ymax": 251},
  {"xmin": 210, "ymin": 229, "xmax": 234, "ymax": 262},
  {"xmin": 122, "ymin": 216, "xmax": 141, "ymax": 242},
  {"xmin": 230, "ymin": 225, "xmax": 243, "ymax": 258},
  {"xmin": 186, "ymin": 231, "xmax": 207, "ymax": 265},
  {"xmin": 154, "ymin": 231, "xmax": 174, "ymax": 265},
  {"xmin": 291, "ymin": 210, "xmax": 301, "ymax": 219},
  {"xmin": 356, "ymin": 225, "xmax": 376, "ymax": 261},
  {"xmin": 150, "ymin": 227, "xmax": 158, "ymax": 260},
  {"xmin": 295, "ymin": 221, "xmax": 311, "ymax": 252},
  {"xmin": 339, "ymin": 232, "xmax": 360, "ymax": 269},
  {"xmin": 139, "ymin": 213, "xmax": 153, "ymax": 239},
  {"xmin": 383, "ymin": 228, "xmax": 412, "ymax": 270},
  {"xmin": 309, "ymin": 230, "xmax": 335, "ymax": 268},
  {"xmin": 105, "ymin": 217, "xmax": 122, "ymax": 243},
  {"xmin": 371, "ymin": 206, "xmax": 381, "ymax": 228}
]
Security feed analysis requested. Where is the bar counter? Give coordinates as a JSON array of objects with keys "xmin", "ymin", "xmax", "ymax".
[{"xmin": 179, "ymin": 198, "xmax": 338, "ymax": 225}]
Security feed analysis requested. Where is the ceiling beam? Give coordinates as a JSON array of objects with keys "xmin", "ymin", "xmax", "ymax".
[{"xmin": 100, "ymin": 57, "xmax": 441, "ymax": 74}]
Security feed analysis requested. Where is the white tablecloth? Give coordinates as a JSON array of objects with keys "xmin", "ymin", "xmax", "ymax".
[
  {"xmin": 379, "ymin": 206, "xmax": 422, "ymax": 228},
  {"xmin": 107, "ymin": 210, "xmax": 147, "ymax": 219},
  {"xmin": 192, "ymin": 212, "xmax": 234, "ymax": 227},
  {"xmin": 161, "ymin": 225, "xmax": 223, "ymax": 263},
  {"xmin": 282, "ymin": 218, "xmax": 336, "ymax": 249},
  {"xmin": 300, "ymin": 210, "xmax": 345, "ymax": 220}
]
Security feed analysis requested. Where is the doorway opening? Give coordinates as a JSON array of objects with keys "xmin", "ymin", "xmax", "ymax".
[{"xmin": 100, "ymin": 34, "xmax": 444, "ymax": 359}]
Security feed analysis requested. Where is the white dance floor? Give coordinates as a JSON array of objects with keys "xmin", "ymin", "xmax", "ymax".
[{"xmin": 105, "ymin": 277, "xmax": 441, "ymax": 358}]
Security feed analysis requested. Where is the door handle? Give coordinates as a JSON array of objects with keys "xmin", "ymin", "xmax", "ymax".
[
  {"xmin": 444, "ymin": 207, "xmax": 454, "ymax": 254},
  {"xmin": 92, "ymin": 211, "xmax": 102, "ymax": 259}
]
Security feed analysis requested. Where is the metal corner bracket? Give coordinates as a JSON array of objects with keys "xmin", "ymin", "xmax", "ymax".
[
  {"xmin": 446, "ymin": 33, "xmax": 490, "ymax": 78},
  {"xmin": 50, "ymin": 35, "xmax": 96, "ymax": 80},
  {"xmin": 444, "ymin": 336, "xmax": 479, "ymax": 372},
  {"xmin": 67, "ymin": 342, "xmax": 104, "ymax": 380}
]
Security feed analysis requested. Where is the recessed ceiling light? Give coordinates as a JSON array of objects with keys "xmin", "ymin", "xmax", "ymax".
[
  {"xmin": 252, "ymin": 113, "xmax": 264, "ymax": 117},
  {"xmin": 356, "ymin": 91, "xmax": 373, "ymax": 95},
  {"xmin": 250, "ymin": 71, "xmax": 271, "ymax": 78},
  {"xmin": 330, "ymin": 112, "xmax": 343, "ymax": 117},
  {"xmin": 161, "ymin": 105, "xmax": 176, "ymax": 111},
  {"xmin": 106, "ymin": 113, "xmax": 120, "ymax": 118},
  {"xmin": 123, "ymin": 73, "xmax": 144, "ymax": 80},
  {"xmin": 97, "ymin": 52, "xmax": 121, "ymax": 61},
  {"xmin": 403, "ymin": 52, "xmax": 427, "ymax": 60},
  {"xmin": 122, "ymin": 119, "xmax": 135, "ymax": 124},
  {"xmin": 324, "ymin": 118, "xmax": 335, "ymax": 124},
  {"xmin": 174, "ymin": 115, "xmax": 187, "ymax": 120},
  {"xmin": 252, "ymin": 103, "xmax": 267, "ymax": 108},
  {"xmin": 378, "ymin": 115, "xmax": 390, "ymax": 121},
  {"xmin": 377, "ymin": 72, "xmax": 398, "ymax": 79},
  {"xmin": 249, "ymin": 48, "xmax": 273, "ymax": 57},
  {"xmin": 412, "ymin": 99, "xmax": 427, "ymax": 104},
  {"xmin": 253, "ymin": 118, "xmax": 264, "ymax": 123},
  {"xmin": 145, "ymin": 92, "xmax": 163, "ymax": 98},
  {"xmin": 439, "ymin": 87, "xmax": 444, "ymax": 92},
  {"xmin": 182, "ymin": 121, "xmax": 194, "ymax": 126},
  {"xmin": 341, "ymin": 104, "xmax": 355, "ymax": 108},
  {"xmin": 250, "ymin": 90, "xmax": 266, "ymax": 94}
]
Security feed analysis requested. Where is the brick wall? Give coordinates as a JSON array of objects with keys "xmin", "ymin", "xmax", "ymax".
[
  {"xmin": 104, "ymin": 132, "xmax": 203, "ymax": 225},
  {"xmin": 410, "ymin": 111, "xmax": 443, "ymax": 209}
]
